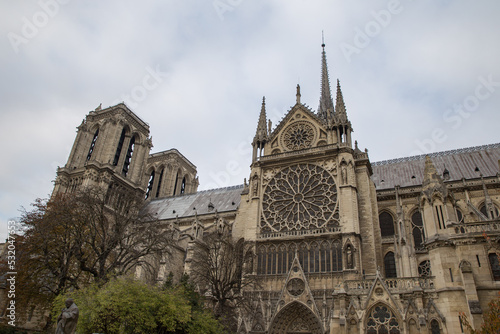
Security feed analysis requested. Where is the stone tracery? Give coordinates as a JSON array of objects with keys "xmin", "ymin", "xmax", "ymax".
[
  {"xmin": 261, "ymin": 164, "xmax": 339, "ymax": 233},
  {"xmin": 282, "ymin": 121, "xmax": 316, "ymax": 151}
]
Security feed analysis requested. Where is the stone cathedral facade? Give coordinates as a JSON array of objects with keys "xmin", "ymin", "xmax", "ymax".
[{"xmin": 48, "ymin": 45, "xmax": 500, "ymax": 334}]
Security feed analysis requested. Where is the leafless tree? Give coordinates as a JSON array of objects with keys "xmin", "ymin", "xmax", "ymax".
[
  {"xmin": 189, "ymin": 232, "xmax": 258, "ymax": 332},
  {"xmin": 15, "ymin": 186, "xmax": 173, "ymax": 323}
]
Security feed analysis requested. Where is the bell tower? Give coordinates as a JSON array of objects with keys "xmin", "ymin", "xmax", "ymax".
[{"xmin": 53, "ymin": 103, "xmax": 152, "ymax": 197}]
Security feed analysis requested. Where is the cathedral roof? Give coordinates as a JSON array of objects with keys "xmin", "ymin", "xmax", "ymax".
[
  {"xmin": 371, "ymin": 143, "xmax": 500, "ymax": 189},
  {"xmin": 141, "ymin": 185, "xmax": 243, "ymax": 220}
]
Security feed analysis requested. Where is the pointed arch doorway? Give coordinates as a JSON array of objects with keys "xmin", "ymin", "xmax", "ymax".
[{"xmin": 268, "ymin": 301, "xmax": 323, "ymax": 334}]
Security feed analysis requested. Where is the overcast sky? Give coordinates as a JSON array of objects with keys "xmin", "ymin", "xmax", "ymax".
[{"xmin": 1, "ymin": 0, "xmax": 499, "ymax": 241}]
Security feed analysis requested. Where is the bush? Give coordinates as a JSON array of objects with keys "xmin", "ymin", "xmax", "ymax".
[{"xmin": 52, "ymin": 277, "xmax": 223, "ymax": 334}]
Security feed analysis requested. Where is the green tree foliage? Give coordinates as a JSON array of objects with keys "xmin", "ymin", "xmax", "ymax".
[
  {"xmin": 16, "ymin": 186, "xmax": 173, "ymax": 323},
  {"xmin": 53, "ymin": 277, "xmax": 223, "ymax": 334}
]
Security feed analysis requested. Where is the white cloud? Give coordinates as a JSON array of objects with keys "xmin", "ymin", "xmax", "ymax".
[{"xmin": 1, "ymin": 0, "xmax": 499, "ymax": 241}]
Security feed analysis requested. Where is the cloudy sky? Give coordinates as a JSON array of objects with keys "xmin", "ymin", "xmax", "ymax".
[{"xmin": 1, "ymin": 0, "xmax": 499, "ymax": 241}]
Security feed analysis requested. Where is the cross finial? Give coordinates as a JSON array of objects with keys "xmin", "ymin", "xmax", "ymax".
[
  {"xmin": 321, "ymin": 31, "xmax": 325, "ymax": 48},
  {"xmin": 296, "ymin": 84, "xmax": 301, "ymax": 104}
]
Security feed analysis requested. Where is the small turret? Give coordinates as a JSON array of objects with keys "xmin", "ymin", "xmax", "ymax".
[{"xmin": 252, "ymin": 97, "xmax": 268, "ymax": 162}]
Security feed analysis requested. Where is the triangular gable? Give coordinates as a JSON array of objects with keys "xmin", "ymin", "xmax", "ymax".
[
  {"xmin": 269, "ymin": 103, "xmax": 325, "ymax": 140},
  {"xmin": 425, "ymin": 299, "xmax": 446, "ymax": 323},
  {"xmin": 268, "ymin": 104, "xmax": 328, "ymax": 154},
  {"xmin": 273, "ymin": 253, "xmax": 322, "ymax": 320},
  {"xmin": 364, "ymin": 274, "xmax": 402, "ymax": 316}
]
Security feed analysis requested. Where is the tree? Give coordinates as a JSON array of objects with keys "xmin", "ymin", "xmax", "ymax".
[
  {"xmin": 52, "ymin": 276, "xmax": 223, "ymax": 334},
  {"xmin": 188, "ymin": 232, "xmax": 258, "ymax": 332},
  {"xmin": 460, "ymin": 292, "xmax": 500, "ymax": 334},
  {"xmin": 16, "ymin": 186, "xmax": 173, "ymax": 323}
]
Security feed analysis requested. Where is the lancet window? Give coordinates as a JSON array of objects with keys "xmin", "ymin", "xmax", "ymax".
[
  {"xmin": 122, "ymin": 135, "xmax": 135, "ymax": 176},
  {"xmin": 379, "ymin": 212, "xmax": 395, "ymax": 237},
  {"xmin": 155, "ymin": 168, "xmax": 164, "ymax": 198},
  {"xmin": 145, "ymin": 170, "xmax": 155, "ymax": 199},
  {"xmin": 86, "ymin": 129, "xmax": 99, "ymax": 161},
  {"xmin": 384, "ymin": 252, "xmax": 397, "ymax": 278},
  {"xmin": 256, "ymin": 240, "xmax": 342, "ymax": 275},
  {"xmin": 411, "ymin": 211, "xmax": 425, "ymax": 250},
  {"xmin": 113, "ymin": 128, "xmax": 126, "ymax": 166}
]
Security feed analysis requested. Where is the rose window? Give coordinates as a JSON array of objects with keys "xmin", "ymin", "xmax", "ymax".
[
  {"xmin": 282, "ymin": 122, "xmax": 315, "ymax": 151},
  {"xmin": 261, "ymin": 164, "xmax": 338, "ymax": 233},
  {"xmin": 287, "ymin": 278, "xmax": 305, "ymax": 297},
  {"xmin": 366, "ymin": 305, "xmax": 401, "ymax": 334}
]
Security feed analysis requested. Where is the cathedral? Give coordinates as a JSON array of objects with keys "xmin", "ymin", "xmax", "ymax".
[{"xmin": 51, "ymin": 45, "xmax": 500, "ymax": 334}]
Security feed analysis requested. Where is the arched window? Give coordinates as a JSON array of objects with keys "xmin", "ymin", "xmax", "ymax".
[
  {"xmin": 332, "ymin": 241, "xmax": 342, "ymax": 271},
  {"xmin": 418, "ymin": 260, "xmax": 432, "ymax": 278},
  {"xmin": 480, "ymin": 203, "xmax": 499, "ymax": 219},
  {"xmin": 310, "ymin": 242, "xmax": 319, "ymax": 273},
  {"xmin": 155, "ymin": 168, "xmax": 164, "ymax": 198},
  {"xmin": 268, "ymin": 246, "xmax": 276, "ymax": 275},
  {"xmin": 113, "ymin": 128, "xmax": 126, "ymax": 166},
  {"xmin": 278, "ymin": 245, "xmax": 286, "ymax": 274},
  {"xmin": 173, "ymin": 172, "xmax": 179, "ymax": 195},
  {"xmin": 181, "ymin": 177, "xmax": 186, "ymax": 194},
  {"xmin": 456, "ymin": 208, "xmax": 464, "ymax": 223},
  {"xmin": 86, "ymin": 129, "xmax": 99, "ymax": 161},
  {"xmin": 430, "ymin": 319, "xmax": 441, "ymax": 334},
  {"xmin": 411, "ymin": 211, "xmax": 425, "ymax": 250},
  {"xmin": 320, "ymin": 242, "xmax": 329, "ymax": 272},
  {"xmin": 384, "ymin": 252, "xmax": 397, "ymax": 278},
  {"xmin": 489, "ymin": 253, "xmax": 500, "ymax": 281},
  {"xmin": 366, "ymin": 304, "xmax": 400, "ymax": 334},
  {"xmin": 257, "ymin": 246, "xmax": 265, "ymax": 275},
  {"xmin": 299, "ymin": 243, "xmax": 308, "ymax": 273},
  {"xmin": 122, "ymin": 135, "xmax": 136, "ymax": 176},
  {"xmin": 379, "ymin": 212, "xmax": 395, "ymax": 237},
  {"xmin": 145, "ymin": 170, "xmax": 155, "ymax": 199}
]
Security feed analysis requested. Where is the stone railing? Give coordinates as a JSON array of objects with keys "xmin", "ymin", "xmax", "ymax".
[
  {"xmin": 344, "ymin": 277, "xmax": 434, "ymax": 293},
  {"xmin": 453, "ymin": 220, "xmax": 500, "ymax": 235},
  {"xmin": 257, "ymin": 226, "xmax": 341, "ymax": 239}
]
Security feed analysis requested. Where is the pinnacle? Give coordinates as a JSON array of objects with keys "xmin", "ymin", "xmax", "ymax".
[
  {"xmin": 318, "ymin": 44, "xmax": 334, "ymax": 120},
  {"xmin": 254, "ymin": 96, "xmax": 268, "ymax": 143}
]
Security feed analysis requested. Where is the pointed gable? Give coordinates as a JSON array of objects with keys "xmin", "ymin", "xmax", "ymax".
[{"xmin": 267, "ymin": 103, "xmax": 328, "ymax": 154}]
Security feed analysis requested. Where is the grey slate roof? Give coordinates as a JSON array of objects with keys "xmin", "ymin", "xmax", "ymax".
[
  {"xmin": 142, "ymin": 185, "xmax": 243, "ymax": 220},
  {"xmin": 141, "ymin": 144, "xmax": 500, "ymax": 218},
  {"xmin": 371, "ymin": 143, "xmax": 500, "ymax": 189}
]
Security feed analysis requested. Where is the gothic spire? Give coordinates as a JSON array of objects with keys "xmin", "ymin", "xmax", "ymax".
[
  {"xmin": 335, "ymin": 79, "xmax": 348, "ymax": 122},
  {"xmin": 318, "ymin": 41, "xmax": 334, "ymax": 120},
  {"xmin": 254, "ymin": 97, "xmax": 268, "ymax": 144}
]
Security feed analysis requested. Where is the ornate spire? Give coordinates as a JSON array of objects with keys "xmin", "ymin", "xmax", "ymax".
[
  {"xmin": 422, "ymin": 156, "xmax": 447, "ymax": 200},
  {"xmin": 254, "ymin": 97, "xmax": 268, "ymax": 144},
  {"xmin": 318, "ymin": 41, "xmax": 334, "ymax": 120},
  {"xmin": 335, "ymin": 79, "xmax": 348, "ymax": 122}
]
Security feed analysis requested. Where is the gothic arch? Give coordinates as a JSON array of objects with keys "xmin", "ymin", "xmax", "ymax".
[
  {"xmin": 365, "ymin": 303, "xmax": 402, "ymax": 334},
  {"xmin": 429, "ymin": 318, "xmax": 443, "ymax": 334},
  {"xmin": 378, "ymin": 210, "xmax": 396, "ymax": 237},
  {"xmin": 268, "ymin": 301, "xmax": 323, "ymax": 334}
]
